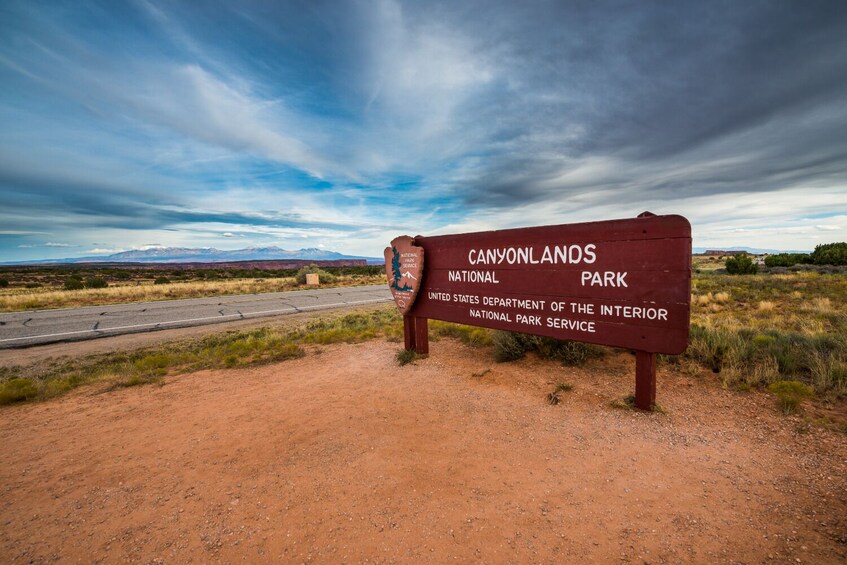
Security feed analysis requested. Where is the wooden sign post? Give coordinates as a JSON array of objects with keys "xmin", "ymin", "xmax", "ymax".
[{"xmin": 385, "ymin": 213, "xmax": 691, "ymax": 411}]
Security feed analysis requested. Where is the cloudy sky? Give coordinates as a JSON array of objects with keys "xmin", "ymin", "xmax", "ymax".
[{"xmin": 1, "ymin": 0, "xmax": 846, "ymax": 261}]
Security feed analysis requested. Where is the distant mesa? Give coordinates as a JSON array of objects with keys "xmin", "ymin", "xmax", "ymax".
[
  {"xmin": 702, "ymin": 250, "xmax": 748, "ymax": 256},
  {"xmin": 693, "ymin": 246, "xmax": 809, "ymax": 256},
  {"xmin": 2, "ymin": 246, "xmax": 383, "ymax": 266}
]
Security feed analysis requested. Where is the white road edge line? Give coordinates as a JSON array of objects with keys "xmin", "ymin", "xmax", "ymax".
[{"xmin": 0, "ymin": 297, "xmax": 393, "ymax": 343}]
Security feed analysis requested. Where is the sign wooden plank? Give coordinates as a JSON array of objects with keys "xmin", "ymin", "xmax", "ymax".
[
  {"xmin": 407, "ymin": 214, "xmax": 691, "ymax": 355},
  {"xmin": 386, "ymin": 213, "xmax": 692, "ymax": 411}
]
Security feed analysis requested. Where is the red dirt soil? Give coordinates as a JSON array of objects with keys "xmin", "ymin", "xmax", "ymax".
[{"xmin": 1, "ymin": 340, "xmax": 845, "ymax": 563}]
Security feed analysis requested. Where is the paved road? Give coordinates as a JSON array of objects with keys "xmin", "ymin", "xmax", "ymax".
[{"xmin": 0, "ymin": 285, "xmax": 393, "ymax": 349}]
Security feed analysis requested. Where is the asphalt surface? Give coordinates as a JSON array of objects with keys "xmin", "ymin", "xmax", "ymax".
[{"xmin": 0, "ymin": 285, "xmax": 393, "ymax": 349}]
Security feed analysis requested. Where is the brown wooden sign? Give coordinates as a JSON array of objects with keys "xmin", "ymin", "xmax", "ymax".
[{"xmin": 386, "ymin": 213, "xmax": 692, "ymax": 411}]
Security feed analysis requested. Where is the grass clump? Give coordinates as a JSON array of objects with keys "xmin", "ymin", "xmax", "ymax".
[
  {"xmin": 396, "ymin": 349, "xmax": 418, "ymax": 366},
  {"xmin": 300, "ymin": 310, "xmax": 401, "ymax": 344},
  {"xmin": 431, "ymin": 321, "xmax": 492, "ymax": 347},
  {"xmin": 0, "ymin": 378, "xmax": 39, "ymax": 404},
  {"xmin": 768, "ymin": 380, "xmax": 814, "ymax": 415},
  {"xmin": 547, "ymin": 382, "xmax": 573, "ymax": 405}
]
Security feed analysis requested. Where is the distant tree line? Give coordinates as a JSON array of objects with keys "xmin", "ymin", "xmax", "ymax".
[{"xmin": 764, "ymin": 242, "xmax": 847, "ymax": 268}]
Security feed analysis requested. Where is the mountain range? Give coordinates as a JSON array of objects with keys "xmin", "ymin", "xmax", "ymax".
[{"xmin": 3, "ymin": 246, "xmax": 381, "ymax": 265}]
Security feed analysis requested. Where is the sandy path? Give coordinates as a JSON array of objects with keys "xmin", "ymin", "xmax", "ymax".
[{"xmin": 1, "ymin": 340, "xmax": 845, "ymax": 563}]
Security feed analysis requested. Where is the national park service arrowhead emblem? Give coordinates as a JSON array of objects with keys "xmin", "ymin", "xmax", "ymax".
[{"xmin": 384, "ymin": 235, "xmax": 424, "ymax": 315}]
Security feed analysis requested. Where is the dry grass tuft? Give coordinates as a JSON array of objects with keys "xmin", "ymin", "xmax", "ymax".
[{"xmin": 810, "ymin": 297, "xmax": 833, "ymax": 312}]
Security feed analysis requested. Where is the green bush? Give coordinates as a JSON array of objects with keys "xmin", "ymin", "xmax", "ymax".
[
  {"xmin": 725, "ymin": 254, "xmax": 758, "ymax": 274},
  {"xmin": 64, "ymin": 277, "xmax": 84, "ymax": 290},
  {"xmin": 0, "ymin": 278, "xmax": 8, "ymax": 288},
  {"xmin": 154, "ymin": 277, "xmax": 171, "ymax": 285},
  {"xmin": 768, "ymin": 380, "xmax": 814, "ymax": 414},
  {"xmin": 396, "ymin": 349, "xmax": 418, "ymax": 366},
  {"xmin": 85, "ymin": 277, "xmax": 108, "ymax": 289},
  {"xmin": 811, "ymin": 242, "xmax": 847, "ymax": 266},
  {"xmin": 764, "ymin": 253, "xmax": 811, "ymax": 268}
]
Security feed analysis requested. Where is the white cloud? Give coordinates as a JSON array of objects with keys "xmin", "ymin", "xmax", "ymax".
[
  {"xmin": 44, "ymin": 242, "xmax": 72, "ymax": 247},
  {"xmin": 1, "ymin": 231, "xmax": 50, "ymax": 235},
  {"xmin": 815, "ymin": 225, "xmax": 841, "ymax": 231},
  {"xmin": 86, "ymin": 248, "xmax": 125, "ymax": 254},
  {"xmin": 222, "ymin": 232, "xmax": 234, "ymax": 237}
]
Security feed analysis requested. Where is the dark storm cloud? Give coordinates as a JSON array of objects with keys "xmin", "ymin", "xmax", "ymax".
[{"xmin": 410, "ymin": 0, "xmax": 847, "ymax": 206}]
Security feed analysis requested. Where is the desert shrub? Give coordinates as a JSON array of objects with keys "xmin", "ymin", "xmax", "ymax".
[
  {"xmin": 765, "ymin": 253, "xmax": 811, "ymax": 268},
  {"xmin": 725, "ymin": 254, "xmax": 758, "ymax": 274},
  {"xmin": 811, "ymin": 242, "xmax": 847, "ymax": 266},
  {"xmin": 0, "ymin": 279, "xmax": 8, "ymax": 288},
  {"xmin": 113, "ymin": 270, "xmax": 132, "ymax": 280},
  {"xmin": 85, "ymin": 277, "xmax": 108, "ymax": 289},
  {"xmin": 768, "ymin": 380, "xmax": 814, "ymax": 414},
  {"xmin": 154, "ymin": 277, "xmax": 171, "ymax": 285},
  {"xmin": 295, "ymin": 264, "xmax": 336, "ymax": 285},
  {"xmin": 64, "ymin": 277, "xmax": 84, "ymax": 290},
  {"xmin": 492, "ymin": 331, "xmax": 529, "ymax": 362},
  {"xmin": 492, "ymin": 331, "xmax": 601, "ymax": 365},
  {"xmin": 0, "ymin": 378, "xmax": 39, "ymax": 404}
]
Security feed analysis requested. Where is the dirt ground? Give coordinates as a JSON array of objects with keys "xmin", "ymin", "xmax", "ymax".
[{"xmin": 1, "ymin": 339, "xmax": 845, "ymax": 564}]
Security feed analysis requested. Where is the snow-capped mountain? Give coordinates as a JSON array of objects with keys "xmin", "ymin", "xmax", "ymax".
[{"xmin": 3, "ymin": 246, "xmax": 380, "ymax": 265}]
